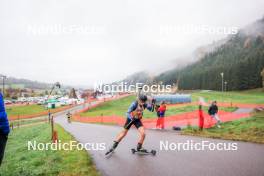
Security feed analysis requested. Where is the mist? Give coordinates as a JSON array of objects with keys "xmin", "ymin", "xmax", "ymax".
[{"xmin": 0, "ymin": 0, "xmax": 264, "ymax": 87}]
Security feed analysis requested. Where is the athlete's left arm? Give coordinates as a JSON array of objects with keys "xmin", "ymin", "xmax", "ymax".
[
  {"xmin": 144, "ymin": 103, "xmax": 153, "ymax": 112},
  {"xmin": 143, "ymin": 98, "xmax": 156, "ymax": 112}
]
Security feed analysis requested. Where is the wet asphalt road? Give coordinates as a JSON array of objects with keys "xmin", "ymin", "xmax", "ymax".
[
  {"xmin": 55, "ymin": 107, "xmax": 264, "ymax": 176},
  {"xmin": 233, "ymin": 108, "xmax": 254, "ymax": 114}
]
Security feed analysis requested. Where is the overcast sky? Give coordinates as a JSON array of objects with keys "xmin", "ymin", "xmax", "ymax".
[{"xmin": 0, "ymin": 0, "xmax": 263, "ymax": 87}]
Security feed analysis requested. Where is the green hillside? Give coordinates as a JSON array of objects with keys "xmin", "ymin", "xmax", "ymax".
[{"xmin": 156, "ymin": 17, "xmax": 264, "ymax": 91}]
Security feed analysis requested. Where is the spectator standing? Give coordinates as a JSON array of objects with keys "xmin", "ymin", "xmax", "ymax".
[
  {"xmin": 0, "ymin": 92, "xmax": 10, "ymax": 166},
  {"xmin": 208, "ymin": 101, "xmax": 221, "ymax": 128},
  {"xmin": 156, "ymin": 101, "xmax": 166, "ymax": 129}
]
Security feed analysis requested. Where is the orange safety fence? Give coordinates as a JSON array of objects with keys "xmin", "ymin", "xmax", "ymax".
[
  {"xmin": 73, "ymin": 110, "xmax": 251, "ymax": 129},
  {"xmin": 142, "ymin": 110, "xmax": 251, "ymax": 129},
  {"xmin": 167, "ymin": 101, "xmax": 264, "ymax": 109},
  {"xmin": 72, "ymin": 97, "xmax": 263, "ymax": 129}
]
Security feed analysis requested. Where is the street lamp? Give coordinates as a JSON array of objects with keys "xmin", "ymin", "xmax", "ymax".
[
  {"xmin": 220, "ymin": 73, "xmax": 224, "ymax": 92},
  {"xmin": 0, "ymin": 75, "xmax": 7, "ymax": 98},
  {"xmin": 224, "ymin": 81, "xmax": 227, "ymax": 92}
]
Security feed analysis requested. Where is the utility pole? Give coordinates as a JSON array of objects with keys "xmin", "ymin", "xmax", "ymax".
[
  {"xmin": 0, "ymin": 75, "xmax": 7, "ymax": 98},
  {"xmin": 224, "ymin": 81, "xmax": 227, "ymax": 92},
  {"xmin": 220, "ymin": 73, "xmax": 224, "ymax": 92},
  {"xmin": 49, "ymin": 82, "xmax": 60, "ymax": 143}
]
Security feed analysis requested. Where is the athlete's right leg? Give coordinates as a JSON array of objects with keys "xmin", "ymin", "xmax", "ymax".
[
  {"xmin": 111, "ymin": 118, "xmax": 132, "ymax": 149},
  {"xmin": 115, "ymin": 129, "xmax": 129, "ymax": 143},
  {"xmin": 109, "ymin": 129, "xmax": 129, "ymax": 150}
]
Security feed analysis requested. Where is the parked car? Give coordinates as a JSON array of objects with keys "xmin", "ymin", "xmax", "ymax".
[
  {"xmin": 11, "ymin": 99, "xmax": 18, "ymax": 104},
  {"xmin": 4, "ymin": 100, "xmax": 12, "ymax": 105},
  {"xmin": 37, "ymin": 100, "xmax": 45, "ymax": 105}
]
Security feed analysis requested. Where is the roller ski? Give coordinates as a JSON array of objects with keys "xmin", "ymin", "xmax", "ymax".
[
  {"xmin": 131, "ymin": 143, "xmax": 156, "ymax": 156},
  {"xmin": 105, "ymin": 141, "xmax": 118, "ymax": 156},
  {"xmin": 131, "ymin": 148, "xmax": 156, "ymax": 156}
]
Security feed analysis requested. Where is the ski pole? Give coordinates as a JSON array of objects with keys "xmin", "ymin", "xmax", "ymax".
[{"xmin": 124, "ymin": 118, "xmax": 136, "ymax": 129}]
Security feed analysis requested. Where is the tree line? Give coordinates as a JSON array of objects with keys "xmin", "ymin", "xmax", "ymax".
[{"xmin": 156, "ymin": 25, "xmax": 264, "ymax": 91}]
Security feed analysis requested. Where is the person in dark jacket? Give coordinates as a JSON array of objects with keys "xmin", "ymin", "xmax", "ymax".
[
  {"xmin": 0, "ymin": 92, "xmax": 10, "ymax": 165},
  {"xmin": 208, "ymin": 101, "xmax": 221, "ymax": 128}
]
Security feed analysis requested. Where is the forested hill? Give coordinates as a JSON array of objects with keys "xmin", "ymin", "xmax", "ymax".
[
  {"xmin": 1, "ymin": 76, "xmax": 51, "ymax": 89},
  {"xmin": 156, "ymin": 17, "xmax": 264, "ymax": 91},
  {"xmin": 116, "ymin": 71, "xmax": 153, "ymax": 85}
]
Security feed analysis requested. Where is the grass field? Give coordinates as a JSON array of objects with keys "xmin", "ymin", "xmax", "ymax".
[
  {"xmin": 5, "ymin": 104, "xmax": 47, "ymax": 116},
  {"xmin": 0, "ymin": 124, "xmax": 99, "ymax": 176},
  {"xmin": 80, "ymin": 89, "xmax": 264, "ymax": 143},
  {"xmin": 80, "ymin": 94, "xmax": 238, "ymax": 119},
  {"xmin": 9, "ymin": 116, "xmax": 48, "ymax": 127},
  {"xmin": 80, "ymin": 95, "xmax": 136, "ymax": 117},
  {"xmin": 191, "ymin": 89, "xmax": 264, "ymax": 104},
  {"xmin": 182, "ymin": 111, "xmax": 264, "ymax": 143}
]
